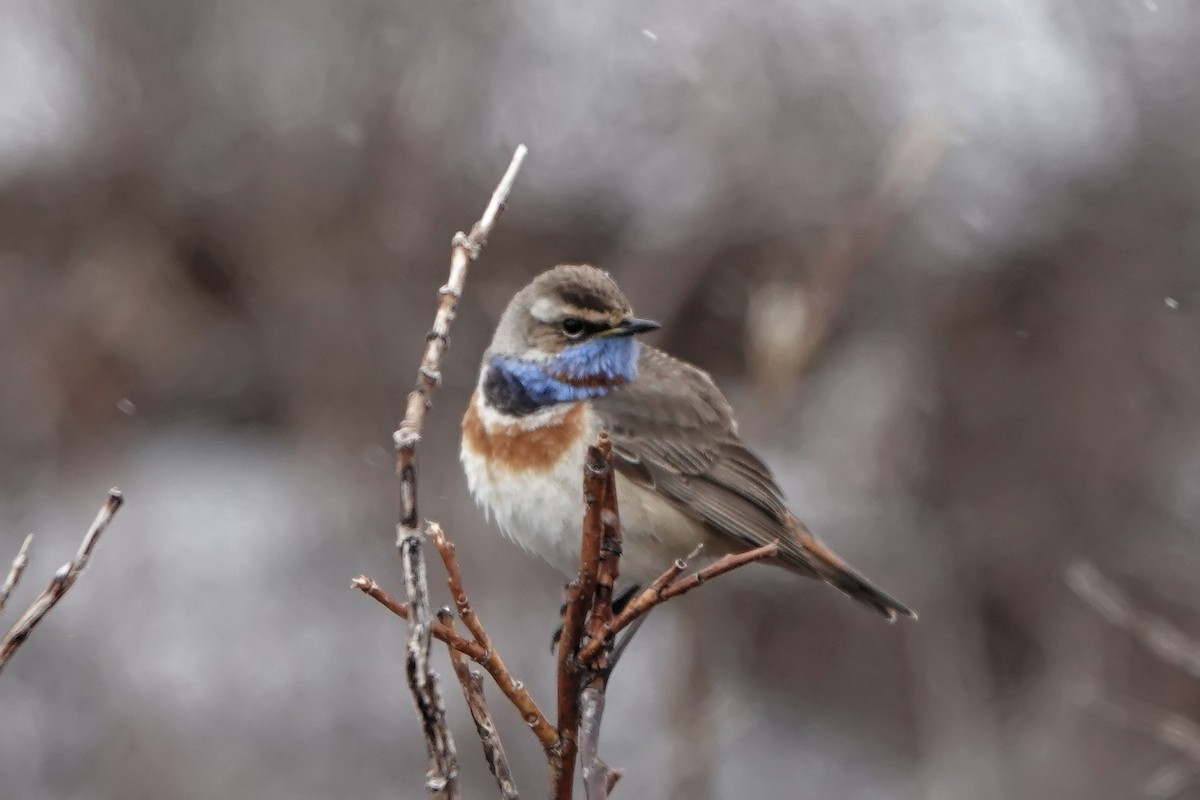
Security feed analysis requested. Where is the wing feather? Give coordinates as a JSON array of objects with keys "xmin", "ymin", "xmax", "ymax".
[
  {"xmin": 593, "ymin": 346, "xmax": 917, "ymax": 621},
  {"xmin": 592, "ymin": 346, "xmax": 792, "ymax": 552}
]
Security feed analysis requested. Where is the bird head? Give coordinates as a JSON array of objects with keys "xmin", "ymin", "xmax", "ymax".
[{"xmin": 482, "ymin": 265, "xmax": 660, "ymax": 412}]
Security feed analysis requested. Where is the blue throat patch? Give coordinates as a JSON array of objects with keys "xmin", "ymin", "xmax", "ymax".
[{"xmin": 485, "ymin": 337, "xmax": 639, "ymax": 414}]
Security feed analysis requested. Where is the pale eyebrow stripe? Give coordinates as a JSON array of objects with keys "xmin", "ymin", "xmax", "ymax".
[{"xmin": 531, "ymin": 296, "xmax": 611, "ymax": 326}]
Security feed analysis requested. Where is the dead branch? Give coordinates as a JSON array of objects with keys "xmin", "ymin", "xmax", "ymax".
[
  {"xmin": 0, "ymin": 534, "xmax": 34, "ymax": 619},
  {"xmin": 576, "ymin": 540, "xmax": 779, "ymax": 665},
  {"xmin": 439, "ymin": 610, "xmax": 520, "ymax": 800},
  {"xmin": 392, "ymin": 142, "xmax": 529, "ymax": 495},
  {"xmin": 578, "ymin": 686, "xmax": 615, "ymax": 800},
  {"xmin": 583, "ymin": 467, "xmax": 623, "ymax": 674},
  {"xmin": 575, "ymin": 447, "xmax": 625, "ymax": 799},
  {"xmin": 553, "ymin": 436, "xmax": 614, "ymax": 800},
  {"xmin": 0, "ymin": 490, "xmax": 124, "ymax": 675},
  {"xmin": 389, "ymin": 144, "xmax": 527, "ymax": 798},
  {"xmin": 430, "ymin": 523, "xmax": 559, "ymax": 750},
  {"xmin": 1067, "ymin": 559, "xmax": 1200, "ymax": 680},
  {"xmin": 401, "ymin": 531, "xmax": 459, "ymax": 799},
  {"xmin": 550, "ymin": 435, "xmax": 776, "ymax": 799},
  {"xmin": 353, "ymin": 575, "xmax": 486, "ymax": 663}
]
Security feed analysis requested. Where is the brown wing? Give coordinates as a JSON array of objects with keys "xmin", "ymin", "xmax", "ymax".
[
  {"xmin": 590, "ymin": 346, "xmax": 794, "ymax": 553},
  {"xmin": 591, "ymin": 345, "xmax": 917, "ymax": 621}
]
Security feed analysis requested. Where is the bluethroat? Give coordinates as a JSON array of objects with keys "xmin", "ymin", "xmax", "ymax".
[{"xmin": 461, "ymin": 265, "xmax": 916, "ymax": 621}]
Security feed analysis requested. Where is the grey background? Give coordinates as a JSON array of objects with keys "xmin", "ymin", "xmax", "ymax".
[{"xmin": 2, "ymin": 1, "xmax": 1199, "ymax": 798}]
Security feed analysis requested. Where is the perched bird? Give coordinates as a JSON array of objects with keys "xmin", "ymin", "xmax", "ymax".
[{"xmin": 460, "ymin": 265, "xmax": 915, "ymax": 621}]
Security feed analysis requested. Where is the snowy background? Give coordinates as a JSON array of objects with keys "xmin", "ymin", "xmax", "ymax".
[{"xmin": 2, "ymin": 1, "xmax": 1200, "ymax": 798}]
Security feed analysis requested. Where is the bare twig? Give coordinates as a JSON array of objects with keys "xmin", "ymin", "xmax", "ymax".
[
  {"xmin": 439, "ymin": 610, "xmax": 520, "ymax": 800},
  {"xmin": 393, "ymin": 142, "xmax": 529, "ymax": 489},
  {"xmin": 389, "ymin": 145, "xmax": 527, "ymax": 798},
  {"xmin": 552, "ymin": 437, "xmax": 775, "ymax": 798},
  {"xmin": 0, "ymin": 534, "xmax": 34, "ymax": 619},
  {"xmin": 401, "ymin": 531, "xmax": 458, "ymax": 799},
  {"xmin": 431, "ymin": 524, "xmax": 559, "ymax": 751},
  {"xmin": 0, "ymin": 490, "xmax": 124, "ymax": 675},
  {"xmin": 577, "ymin": 541, "xmax": 779, "ymax": 665},
  {"xmin": 554, "ymin": 436, "xmax": 615, "ymax": 800},
  {"xmin": 576, "ymin": 451, "xmax": 626, "ymax": 799},
  {"xmin": 657, "ymin": 543, "xmax": 780, "ymax": 602},
  {"xmin": 1067, "ymin": 560, "xmax": 1200, "ymax": 680},
  {"xmin": 583, "ymin": 470, "xmax": 623, "ymax": 674},
  {"xmin": 353, "ymin": 576, "xmax": 486, "ymax": 662},
  {"xmin": 579, "ymin": 686, "xmax": 615, "ymax": 800}
]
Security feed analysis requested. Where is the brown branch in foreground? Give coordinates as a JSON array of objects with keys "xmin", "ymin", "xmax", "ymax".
[
  {"xmin": 553, "ymin": 436, "xmax": 615, "ymax": 800},
  {"xmin": 583, "ymin": 468, "xmax": 623, "ymax": 674},
  {"xmin": 431, "ymin": 523, "xmax": 559, "ymax": 751},
  {"xmin": 576, "ymin": 540, "xmax": 780, "ymax": 665},
  {"xmin": 575, "ymin": 442, "xmax": 625, "ymax": 800},
  {"xmin": 0, "ymin": 533, "xmax": 34, "ymax": 619},
  {"xmin": 390, "ymin": 144, "xmax": 527, "ymax": 799},
  {"xmin": 439, "ymin": 610, "xmax": 520, "ymax": 800},
  {"xmin": 353, "ymin": 576, "xmax": 485, "ymax": 662},
  {"xmin": 0, "ymin": 490, "xmax": 124, "ymax": 675}
]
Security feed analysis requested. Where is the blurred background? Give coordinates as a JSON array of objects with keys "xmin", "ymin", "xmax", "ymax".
[{"xmin": 1, "ymin": 0, "xmax": 1199, "ymax": 798}]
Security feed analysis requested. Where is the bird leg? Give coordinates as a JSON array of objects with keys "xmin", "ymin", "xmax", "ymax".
[{"xmin": 550, "ymin": 582, "xmax": 642, "ymax": 654}]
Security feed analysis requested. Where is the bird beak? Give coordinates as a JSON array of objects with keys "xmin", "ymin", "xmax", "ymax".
[{"xmin": 604, "ymin": 317, "xmax": 661, "ymax": 337}]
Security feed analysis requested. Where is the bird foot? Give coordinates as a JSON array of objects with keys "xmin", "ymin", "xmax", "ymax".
[{"xmin": 549, "ymin": 583, "xmax": 642, "ymax": 653}]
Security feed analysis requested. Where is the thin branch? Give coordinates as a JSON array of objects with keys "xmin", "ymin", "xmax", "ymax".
[
  {"xmin": 393, "ymin": 143, "xmax": 529, "ymax": 494},
  {"xmin": 353, "ymin": 576, "xmax": 486, "ymax": 662},
  {"xmin": 657, "ymin": 542, "xmax": 780, "ymax": 602},
  {"xmin": 401, "ymin": 529, "xmax": 458, "ymax": 799},
  {"xmin": 583, "ymin": 469, "xmax": 623, "ymax": 674},
  {"xmin": 554, "ymin": 435, "xmax": 614, "ymax": 800},
  {"xmin": 439, "ymin": 610, "xmax": 520, "ymax": 800},
  {"xmin": 390, "ymin": 144, "xmax": 527, "ymax": 798},
  {"xmin": 0, "ymin": 533, "xmax": 34, "ymax": 619},
  {"xmin": 0, "ymin": 490, "xmax": 124, "ymax": 675},
  {"xmin": 576, "ymin": 453, "xmax": 625, "ymax": 799},
  {"xmin": 430, "ymin": 523, "xmax": 559, "ymax": 751},
  {"xmin": 579, "ymin": 685, "xmax": 615, "ymax": 800},
  {"xmin": 577, "ymin": 541, "xmax": 779, "ymax": 665},
  {"xmin": 1067, "ymin": 559, "xmax": 1200, "ymax": 680}
]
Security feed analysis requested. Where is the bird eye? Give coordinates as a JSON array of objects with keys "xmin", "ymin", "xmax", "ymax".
[{"xmin": 560, "ymin": 317, "xmax": 586, "ymax": 339}]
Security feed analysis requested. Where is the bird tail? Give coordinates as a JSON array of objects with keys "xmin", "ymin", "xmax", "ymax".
[{"xmin": 781, "ymin": 513, "xmax": 917, "ymax": 622}]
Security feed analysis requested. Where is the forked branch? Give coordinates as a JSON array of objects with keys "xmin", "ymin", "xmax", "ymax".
[
  {"xmin": 0, "ymin": 534, "xmax": 33, "ymax": 619},
  {"xmin": 386, "ymin": 144, "xmax": 528, "ymax": 800},
  {"xmin": 553, "ymin": 436, "xmax": 616, "ymax": 799},
  {"xmin": 352, "ymin": 575, "xmax": 486, "ymax": 661},
  {"xmin": 360, "ymin": 143, "xmax": 773, "ymax": 798},
  {"xmin": 576, "ymin": 540, "xmax": 780, "ymax": 665},
  {"xmin": 431, "ymin": 524, "xmax": 559, "ymax": 751},
  {"xmin": 0, "ymin": 490, "xmax": 124, "ymax": 674},
  {"xmin": 439, "ymin": 610, "xmax": 521, "ymax": 800}
]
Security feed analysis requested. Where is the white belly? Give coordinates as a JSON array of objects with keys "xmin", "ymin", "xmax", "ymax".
[
  {"xmin": 460, "ymin": 423, "xmax": 592, "ymax": 576},
  {"xmin": 461, "ymin": 398, "xmax": 720, "ymax": 581}
]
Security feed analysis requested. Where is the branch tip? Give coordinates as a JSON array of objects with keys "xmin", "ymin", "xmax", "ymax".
[{"xmin": 0, "ymin": 491, "xmax": 125, "ymax": 674}]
